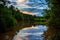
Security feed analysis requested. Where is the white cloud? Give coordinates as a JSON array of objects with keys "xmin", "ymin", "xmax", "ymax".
[
  {"xmin": 37, "ymin": 7, "xmax": 44, "ymax": 9},
  {"xmin": 16, "ymin": 0, "xmax": 47, "ymax": 10},
  {"xmin": 17, "ymin": 5, "xmax": 46, "ymax": 10},
  {"xmin": 17, "ymin": 0, "xmax": 26, "ymax": 4},
  {"xmin": 37, "ymin": 0, "xmax": 42, "ymax": 3}
]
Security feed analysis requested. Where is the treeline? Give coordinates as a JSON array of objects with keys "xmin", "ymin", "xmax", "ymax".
[
  {"xmin": 45, "ymin": 0, "xmax": 60, "ymax": 40},
  {"xmin": 34, "ymin": 16, "xmax": 47, "ymax": 22},
  {"xmin": 45, "ymin": 0, "xmax": 60, "ymax": 28}
]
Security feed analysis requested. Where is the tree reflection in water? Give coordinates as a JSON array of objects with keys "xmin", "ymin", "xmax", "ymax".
[{"xmin": 0, "ymin": 22, "xmax": 60, "ymax": 40}]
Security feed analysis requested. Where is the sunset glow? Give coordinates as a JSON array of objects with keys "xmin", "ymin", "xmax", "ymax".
[
  {"xmin": 20, "ymin": 11, "xmax": 39, "ymax": 15},
  {"xmin": 17, "ymin": 0, "xmax": 26, "ymax": 3}
]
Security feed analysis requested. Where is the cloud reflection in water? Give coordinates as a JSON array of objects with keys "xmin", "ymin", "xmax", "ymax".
[{"xmin": 13, "ymin": 25, "xmax": 48, "ymax": 40}]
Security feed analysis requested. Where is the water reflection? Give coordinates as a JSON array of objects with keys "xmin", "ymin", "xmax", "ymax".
[
  {"xmin": 13, "ymin": 25, "xmax": 48, "ymax": 40},
  {"xmin": 0, "ymin": 22, "xmax": 60, "ymax": 40}
]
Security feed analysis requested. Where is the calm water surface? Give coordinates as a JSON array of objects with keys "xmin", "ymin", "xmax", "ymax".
[
  {"xmin": 0, "ymin": 22, "xmax": 59, "ymax": 40},
  {"xmin": 13, "ymin": 25, "xmax": 48, "ymax": 40}
]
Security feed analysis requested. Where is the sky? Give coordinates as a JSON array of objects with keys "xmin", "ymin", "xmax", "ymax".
[{"xmin": 9, "ymin": 0, "xmax": 49, "ymax": 16}]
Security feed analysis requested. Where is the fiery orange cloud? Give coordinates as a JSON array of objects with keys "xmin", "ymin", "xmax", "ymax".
[
  {"xmin": 22, "ymin": 11, "xmax": 34, "ymax": 15},
  {"xmin": 20, "ymin": 11, "xmax": 39, "ymax": 15}
]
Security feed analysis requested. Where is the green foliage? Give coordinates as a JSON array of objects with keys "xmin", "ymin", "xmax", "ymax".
[
  {"xmin": 0, "ymin": 15, "xmax": 17, "ymax": 28},
  {"xmin": 45, "ymin": 0, "xmax": 60, "ymax": 27},
  {"xmin": 45, "ymin": 0, "xmax": 60, "ymax": 39},
  {"xmin": 0, "ymin": 6, "xmax": 17, "ymax": 32}
]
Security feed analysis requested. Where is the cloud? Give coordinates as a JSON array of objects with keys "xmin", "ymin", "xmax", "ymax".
[
  {"xmin": 17, "ymin": 0, "xmax": 26, "ymax": 4},
  {"xmin": 16, "ymin": 0, "xmax": 48, "ymax": 9},
  {"xmin": 20, "ymin": 8, "xmax": 43, "ymax": 13},
  {"xmin": 10, "ymin": 0, "xmax": 49, "ymax": 16},
  {"xmin": 20, "ymin": 11, "xmax": 39, "ymax": 15}
]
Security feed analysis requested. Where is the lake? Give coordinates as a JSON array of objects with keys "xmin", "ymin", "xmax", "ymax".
[{"xmin": 0, "ymin": 22, "xmax": 60, "ymax": 40}]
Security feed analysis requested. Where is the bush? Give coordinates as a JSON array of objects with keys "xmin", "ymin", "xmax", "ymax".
[{"xmin": 0, "ymin": 15, "xmax": 17, "ymax": 32}]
